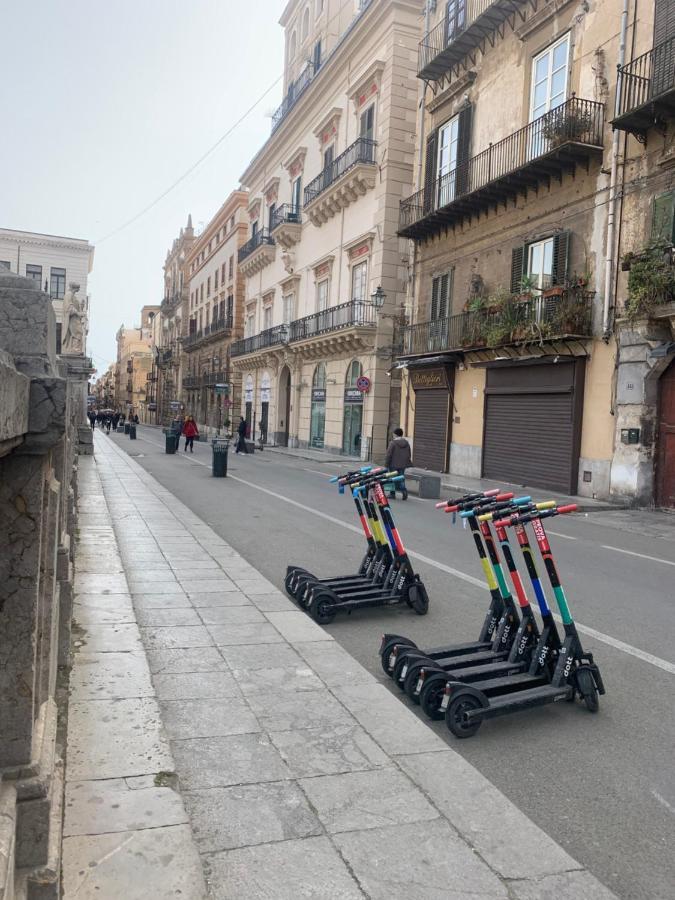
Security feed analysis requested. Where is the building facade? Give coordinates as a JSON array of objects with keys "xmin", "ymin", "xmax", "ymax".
[
  {"xmin": 182, "ymin": 192, "xmax": 248, "ymax": 434},
  {"xmin": 609, "ymin": 0, "xmax": 675, "ymax": 506},
  {"xmin": 230, "ymin": 0, "xmax": 423, "ymax": 458},
  {"xmin": 114, "ymin": 306, "xmax": 158, "ymax": 419},
  {"xmin": 0, "ymin": 228, "xmax": 94, "ymax": 353},
  {"xmin": 397, "ymin": 0, "xmax": 644, "ymax": 499}
]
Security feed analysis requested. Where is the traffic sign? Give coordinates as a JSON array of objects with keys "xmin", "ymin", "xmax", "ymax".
[{"xmin": 356, "ymin": 375, "xmax": 371, "ymax": 393}]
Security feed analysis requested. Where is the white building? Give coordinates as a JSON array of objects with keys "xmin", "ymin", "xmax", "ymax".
[{"xmin": 0, "ymin": 228, "xmax": 95, "ymax": 353}]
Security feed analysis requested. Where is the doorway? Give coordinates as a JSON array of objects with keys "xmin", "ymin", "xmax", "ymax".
[
  {"xmin": 277, "ymin": 366, "xmax": 291, "ymax": 447},
  {"xmin": 342, "ymin": 360, "xmax": 363, "ymax": 456},
  {"xmin": 656, "ymin": 359, "xmax": 675, "ymax": 507}
]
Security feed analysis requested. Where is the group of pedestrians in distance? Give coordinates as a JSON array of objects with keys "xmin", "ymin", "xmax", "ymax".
[
  {"xmin": 168, "ymin": 414, "xmax": 249, "ymax": 453},
  {"xmin": 87, "ymin": 409, "xmax": 135, "ymax": 433}
]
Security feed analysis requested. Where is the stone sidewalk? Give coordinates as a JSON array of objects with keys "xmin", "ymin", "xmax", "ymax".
[{"xmin": 63, "ymin": 431, "xmax": 617, "ymax": 899}]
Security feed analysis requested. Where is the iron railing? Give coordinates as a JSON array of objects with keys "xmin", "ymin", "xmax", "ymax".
[
  {"xmin": 304, "ymin": 137, "xmax": 377, "ymax": 206},
  {"xmin": 400, "ymin": 97, "xmax": 604, "ymax": 231},
  {"xmin": 271, "ymin": 64, "xmax": 315, "ymax": 133},
  {"xmin": 230, "ymin": 324, "xmax": 288, "ymax": 357},
  {"xmin": 270, "ymin": 203, "xmax": 302, "ymax": 230},
  {"xmin": 202, "ymin": 371, "xmax": 228, "ymax": 387},
  {"xmin": 238, "ymin": 228, "xmax": 275, "ymax": 263},
  {"xmin": 615, "ymin": 35, "xmax": 675, "ymax": 119},
  {"xmin": 182, "ymin": 375, "xmax": 201, "ymax": 390},
  {"xmin": 288, "ymin": 299, "xmax": 377, "ymax": 342},
  {"xmin": 401, "ymin": 290, "xmax": 595, "ymax": 356},
  {"xmin": 418, "ymin": 0, "xmax": 527, "ymax": 77},
  {"xmin": 181, "ymin": 316, "xmax": 233, "ymax": 350}
]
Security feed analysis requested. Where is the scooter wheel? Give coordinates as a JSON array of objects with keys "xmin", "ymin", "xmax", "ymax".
[
  {"xmin": 284, "ymin": 570, "xmax": 303, "ymax": 600},
  {"xmin": 407, "ymin": 583, "xmax": 429, "ymax": 616},
  {"xmin": 403, "ymin": 659, "xmax": 437, "ymax": 702},
  {"xmin": 420, "ymin": 673, "xmax": 450, "ymax": 721},
  {"xmin": 380, "ymin": 637, "xmax": 416, "ymax": 677},
  {"xmin": 575, "ymin": 666, "xmax": 599, "ymax": 713},
  {"xmin": 309, "ymin": 593, "xmax": 336, "ymax": 626},
  {"xmin": 445, "ymin": 690, "xmax": 485, "ymax": 738}
]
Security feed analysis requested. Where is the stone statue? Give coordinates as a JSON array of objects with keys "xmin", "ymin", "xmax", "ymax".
[{"xmin": 62, "ymin": 282, "xmax": 85, "ymax": 354}]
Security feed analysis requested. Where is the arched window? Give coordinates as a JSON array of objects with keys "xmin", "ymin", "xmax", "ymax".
[
  {"xmin": 346, "ymin": 359, "xmax": 362, "ymax": 387},
  {"xmin": 313, "ymin": 362, "xmax": 327, "ymax": 390},
  {"xmin": 289, "ymin": 30, "xmax": 297, "ymax": 60},
  {"xmin": 301, "ymin": 7, "xmax": 310, "ymax": 42}
]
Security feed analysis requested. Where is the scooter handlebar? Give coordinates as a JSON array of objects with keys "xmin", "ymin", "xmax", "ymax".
[
  {"xmin": 460, "ymin": 495, "xmax": 531, "ymax": 518},
  {"xmin": 494, "ymin": 502, "xmax": 578, "ymax": 528},
  {"xmin": 435, "ymin": 488, "xmax": 500, "ymax": 509},
  {"xmin": 477, "ymin": 499, "xmax": 555, "ymax": 522},
  {"xmin": 445, "ymin": 491, "xmax": 514, "ymax": 514}
]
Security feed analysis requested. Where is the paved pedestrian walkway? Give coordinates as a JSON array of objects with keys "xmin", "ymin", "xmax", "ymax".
[{"xmin": 63, "ymin": 431, "xmax": 617, "ymax": 899}]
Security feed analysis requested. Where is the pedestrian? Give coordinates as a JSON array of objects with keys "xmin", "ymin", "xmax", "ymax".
[
  {"xmin": 88, "ymin": 410, "xmax": 96, "ymax": 431},
  {"xmin": 112, "ymin": 412, "xmax": 120, "ymax": 431},
  {"xmin": 235, "ymin": 416, "xmax": 248, "ymax": 454},
  {"xmin": 182, "ymin": 415, "xmax": 199, "ymax": 453},
  {"xmin": 385, "ymin": 427, "xmax": 412, "ymax": 500},
  {"xmin": 132, "ymin": 413, "xmax": 139, "ymax": 425},
  {"xmin": 105, "ymin": 414, "xmax": 112, "ymax": 434}
]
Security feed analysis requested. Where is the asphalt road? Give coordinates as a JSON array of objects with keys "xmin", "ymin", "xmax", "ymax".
[{"xmin": 107, "ymin": 426, "xmax": 675, "ymax": 899}]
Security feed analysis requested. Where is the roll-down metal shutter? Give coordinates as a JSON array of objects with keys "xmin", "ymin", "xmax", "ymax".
[
  {"xmin": 482, "ymin": 361, "xmax": 584, "ymax": 493},
  {"xmin": 413, "ymin": 390, "xmax": 450, "ymax": 471}
]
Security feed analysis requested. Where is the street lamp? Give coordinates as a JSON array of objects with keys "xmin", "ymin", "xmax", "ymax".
[{"xmin": 371, "ymin": 285, "xmax": 386, "ymax": 309}]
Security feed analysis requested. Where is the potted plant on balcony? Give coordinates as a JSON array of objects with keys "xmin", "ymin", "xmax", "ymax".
[
  {"xmin": 516, "ymin": 274, "xmax": 537, "ymax": 302},
  {"xmin": 625, "ymin": 244, "xmax": 675, "ymax": 320},
  {"xmin": 542, "ymin": 105, "xmax": 593, "ymax": 148}
]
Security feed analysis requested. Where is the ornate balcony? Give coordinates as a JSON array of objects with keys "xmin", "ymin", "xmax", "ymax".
[
  {"xmin": 182, "ymin": 316, "xmax": 234, "ymax": 351},
  {"xmin": 418, "ymin": 0, "xmax": 529, "ymax": 84},
  {"xmin": 182, "ymin": 375, "xmax": 201, "ymax": 390},
  {"xmin": 399, "ymin": 97, "xmax": 604, "ymax": 241},
  {"xmin": 270, "ymin": 203, "xmax": 302, "ymax": 249},
  {"xmin": 613, "ymin": 36, "xmax": 675, "ymax": 137},
  {"xmin": 304, "ymin": 138, "xmax": 377, "ymax": 226},
  {"xmin": 400, "ymin": 289, "xmax": 595, "ymax": 361},
  {"xmin": 237, "ymin": 228, "xmax": 276, "ymax": 278},
  {"xmin": 271, "ymin": 64, "xmax": 315, "ymax": 133},
  {"xmin": 288, "ymin": 299, "xmax": 377, "ymax": 358},
  {"xmin": 230, "ymin": 324, "xmax": 288, "ymax": 359}
]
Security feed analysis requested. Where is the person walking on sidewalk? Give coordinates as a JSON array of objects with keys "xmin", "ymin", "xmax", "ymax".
[
  {"xmin": 385, "ymin": 427, "xmax": 412, "ymax": 500},
  {"xmin": 235, "ymin": 416, "xmax": 249, "ymax": 454},
  {"xmin": 182, "ymin": 415, "xmax": 199, "ymax": 452}
]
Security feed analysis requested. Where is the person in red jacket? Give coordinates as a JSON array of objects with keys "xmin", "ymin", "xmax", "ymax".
[{"xmin": 182, "ymin": 415, "xmax": 199, "ymax": 452}]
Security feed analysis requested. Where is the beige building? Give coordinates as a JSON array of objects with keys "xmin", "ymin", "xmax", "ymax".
[
  {"xmin": 183, "ymin": 192, "xmax": 248, "ymax": 434},
  {"xmin": 114, "ymin": 306, "xmax": 159, "ymax": 419},
  {"xmin": 397, "ymin": 0, "xmax": 650, "ymax": 500},
  {"xmin": 230, "ymin": 0, "xmax": 423, "ymax": 457}
]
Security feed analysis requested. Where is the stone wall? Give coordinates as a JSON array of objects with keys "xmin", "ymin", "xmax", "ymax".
[{"xmin": 0, "ymin": 271, "xmax": 89, "ymax": 899}]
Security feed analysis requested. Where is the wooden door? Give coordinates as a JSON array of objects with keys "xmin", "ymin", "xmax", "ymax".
[{"xmin": 656, "ymin": 360, "xmax": 675, "ymax": 508}]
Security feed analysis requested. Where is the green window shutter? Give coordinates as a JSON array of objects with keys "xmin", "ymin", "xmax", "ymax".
[
  {"xmin": 552, "ymin": 231, "xmax": 571, "ymax": 285},
  {"xmin": 431, "ymin": 276, "xmax": 440, "ymax": 320},
  {"xmin": 439, "ymin": 272, "xmax": 450, "ymax": 319},
  {"xmin": 424, "ymin": 131, "xmax": 438, "ymax": 214},
  {"xmin": 510, "ymin": 246, "xmax": 526, "ymax": 294},
  {"xmin": 651, "ymin": 192, "xmax": 675, "ymax": 244},
  {"xmin": 456, "ymin": 104, "xmax": 473, "ymax": 196}
]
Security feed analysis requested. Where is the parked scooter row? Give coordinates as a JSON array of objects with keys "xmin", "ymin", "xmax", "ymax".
[
  {"xmin": 379, "ymin": 488, "xmax": 605, "ymax": 738},
  {"xmin": 285, "ymin": 466, "xmax": 430, "ymax": 623}
]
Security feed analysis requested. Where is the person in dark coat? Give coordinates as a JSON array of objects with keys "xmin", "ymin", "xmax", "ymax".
[
  {"xmin": 182, "ymin": 415, "xmax": 199, "ymax": 452},
  {"xmin": 235, "ymin": 416, "xmax": 248, "ymax": 454},
  {"xmin": 112, "ymin": 412, "xmax": 120, "ymax": 430},
  {"xmin": 385, "ymin": 428, "xmax": 412, "ymax": 500}
]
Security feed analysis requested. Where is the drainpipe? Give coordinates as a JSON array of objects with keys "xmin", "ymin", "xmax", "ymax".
[{"xmin": 603, "ymin": 0, "xmax": 630, "ymax": 340}]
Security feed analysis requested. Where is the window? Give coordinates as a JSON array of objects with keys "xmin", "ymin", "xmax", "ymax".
[
  {"xmin": 245, "ymin": 313, "xmax": 255, "ymax": 337},
  {"xmin": 268, "ymin": 203, "xmax": 276, "ymax": 231},
  {"xmin": 292, "ymin": 177, "xmax": 302, "ymax": 212},
  {"xmin": 55, "ymin": 323, "xmax": 62, "ymax": 354},
  {"xmin": 313, "ymin": 40, "xmax": 322, "ymax": 71},
  {"xmin": 323, "ymin": 145, "xmax": 334, "ymax": 171},
  {"xmin": 301, "ymin": 7, "xmax": 310, "ymax": 42},
  {"xmin": 527, "ymin": 238, "xmax": 555, "ymax": 291},
  {"xmin": 431, "ymin": 272, "xmax": 451, "ymax": 320},
  {"xmin": 351, "ymin": 260, "xmax": 368, "ymax": 302},
  {"xmin": 50, "ymin": 267, "xmax": 66, "ymax": 299},
  {"xmin": 530, "ymin": 34, "xmax": 569, "ymax": 123},
  {"xmin": 227, "ymin": 294, "xmax": 234, "ymax": 322},
  {"xmin": 437, "ymin": 115, "xmax": 460, "ymax": 205},
  {"xmin": 510, "ymin": 233, "xmax": 570, "ymax": 293},
  {"xmin": 652, "ymin": 192, "xmax": 675, "ymax": 244},
  {"xmin": 200, "ymin": 284, "xmax": 204, "ymax": 301},
  {"xmin": 221, "ymin": 262, "xmax": 226, "ymax": 283},
  {"xmin": 282, "ymin": 292, "xmax": 295, "ymax": 324},
  {"xmin": 214, "ymin": 269, "xmax": 219, "ymax": 290},
  {"xmin": 229, "ymin": 255, "xmax": 234, "ymax": 279},
  {"xmin": 26, "ymin": 263, "xmax": 42, "ymax": 284},
  {"xmin": 207, "ymin": 276, "xmax": 211, "ymax": 297},
  {"xmin": 0, "ymin": 261, "xmax": 10, "ymax": 270},
  {"xmin": 263, "ymin": 305, "xmax": 273, "ymax": 330},
  {"xmin": 251, "ymin": 220, "xmax": 259, "ymax": 240},
  {"xmin": 446, "ymin": 0, "xmax": 466, "ymax": 42},
  {"xmin": 230, "ymin": 215, "xmax": 235, "ymax": 230},
  {"xmin": 316, "ymin": 278, "xmax": 329, "ymax": 311},
  {"xmin": 360, "ymin": 105, "xmax": 375, "ymax": 143}
]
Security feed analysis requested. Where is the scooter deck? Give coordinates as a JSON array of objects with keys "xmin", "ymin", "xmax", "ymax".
[
  {"xmin": 438, "ymin": 658, "xmax": 528, "ymax": 681},
  {"xmin": 451, "ymin": 671, "xmax": 549, "ymax": 695},
  {"xmin": 392, "ymin": 640, "xmax": 493, "ymax": 663},
  {"xmin": 465, "ymin": 683, "xmax": 573, "ymax": 720}
]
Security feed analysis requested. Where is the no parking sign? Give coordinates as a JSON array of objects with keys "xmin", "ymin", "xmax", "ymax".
[{"xmin": 356, "ymin": 375, "xmax": 371, "ymax": 393}]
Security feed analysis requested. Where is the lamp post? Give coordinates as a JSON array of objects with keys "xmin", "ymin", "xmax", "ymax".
[{"xmin": 371, "ymin": 285, "xmax": 386, "ymax": 310}]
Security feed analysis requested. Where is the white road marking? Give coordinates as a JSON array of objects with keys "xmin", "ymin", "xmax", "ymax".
[
  {"xmin": 601, "ymin": 545, "xmax": 675, "ymax": 568},
  {"xmin": 545, "ymin": 530, "xmax": 577, "ymax": 541},
  {"xmin": 131, "ymin": 431, "xmax": 675, "ymax": 676},
  {"xmin": 302, "ymin": 468, "xmax": 334, "ymax": 478},
  {"xmin": 652, "ymin": 791, "xmax": 675, "ymax": 818}
]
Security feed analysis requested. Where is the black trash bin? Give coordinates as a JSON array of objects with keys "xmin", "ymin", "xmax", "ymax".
[
  {"xmin": 129, "ymin": 424, "xmax": 137, "ymax": 440},
  {"xmin": 165, "ymin": 431, "xmax": 178, "ymax": 454},
  {"xmin": 212, "ymin": 439, "xmax": 229, "ymax": 477},
  {"xmin": 124, "ymin": 423, "xmax": 130, "ymax": 434}
]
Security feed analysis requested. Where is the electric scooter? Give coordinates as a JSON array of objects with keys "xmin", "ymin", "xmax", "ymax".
[
  {"xmin": 443, "ymin": 504, "xmax": 605, "ymax": 738},
  {"xmin": 306, "ymin": 476, "xmax": 430, "ymax": 623}
]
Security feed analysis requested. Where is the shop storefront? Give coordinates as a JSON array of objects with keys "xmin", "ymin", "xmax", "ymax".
[
  {"xmin": 409, "ymin": 365, "xmax": 454, "ymax": 471},
  {"xmin": 343, "ymin": 360, "xmax": 364, "ymax": 456},
  {"xmin": 310, "ymin": 363, "xmax": 326, "ymax": 448}
]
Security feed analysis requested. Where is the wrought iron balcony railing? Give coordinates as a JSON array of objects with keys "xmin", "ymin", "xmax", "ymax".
[
  {"xmin": 288, "ymin": 299, "xmax": 377, "ymax": 342},
  {"xmin": 238, "ymin": 228, "xmax": 275, "ymax": 263},
  {"xmin": 399, "ymin": 97, "xmax": 604, "ymax": 240},
  {"xmin": 202, "ymin": 371, "xmax": 228, "ymax": 387},
  {"xmin": 182, "ymin": 375, "xmax": 201, "ymax": 390},
  {"xmin": 230, "ymin": 324, "xmax": 288, "ymax": 358},
  {"xmin": 613, "ymin": 35, "xmax": 675, "ymax": 134},
  {"xmin": 400, "ymin": 290, "xmax": 594, "ymax": 357},
  {"xmin": 271, "ymin": 64, "xmax": 315, "ymax": 133},
  {"xmin": 304, "ymin": 138, "xmax": 376, "ymax": 206},
  {"xmin": 270, "ymin": 203, "xmax": 302, "ymax": 230},
  {"xmin": 418, "ymin": 0, "xmax": 528, "ymax": 82}
]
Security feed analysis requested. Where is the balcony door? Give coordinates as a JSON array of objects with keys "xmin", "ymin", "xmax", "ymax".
[
  {"xmin": 527, "ymin": 237, "xmax": 555, "ymax": 323},
  {"xmin": 429, "ymin": 272, "xmax": 451, "ymax": 352},
  {"xmin": 437, "ymin": 115, "xmax": 460, "ymax": 207},
  {"xmin": 446, "ymin": 0, "xmax": 466, "ymax": 44},
  {"xmin": 529, "ymin": 35, "xmax": 569, "ymax": 157},
  {"xmin": 351, "ymin": 260, "xmax": 368, "ymax": 323},
  {"xmin": 291, "ymin": 177, "xmax": 302, "ymax": 216}
]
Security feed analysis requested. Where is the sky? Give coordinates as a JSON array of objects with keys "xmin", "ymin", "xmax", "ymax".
[{"xmin": 0, "ymin": 0, "xmax": 287, "ymax": 375}]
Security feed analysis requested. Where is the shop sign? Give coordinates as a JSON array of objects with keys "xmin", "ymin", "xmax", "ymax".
[
  {"xmin": 410, "ymin": 368, "xmax": 448, "ymax": 390},
  {"xmin": 245, "ymin": 375, "xmax": 254, "ymax": 402},
  {"xmin": 344, "ymin": 388, "xmax": 364, "ymax": 403},
  {"xmin": 148, "ymin": 403, "xmax": 157, "ymax": 411},
  {"xmin": 260, "ymin": 372, "xmax": 271, "ymax": 403},
  {"xmin": 312, "ymin": 388, "xmax": 326, "ymax": 403},
  {"xmin": 169, "ymin": 401, "xmax": 181, "ymax": 410},
  {"xmin": 215, "ymin": 383, "xmax": 229, "ymax": 395}
]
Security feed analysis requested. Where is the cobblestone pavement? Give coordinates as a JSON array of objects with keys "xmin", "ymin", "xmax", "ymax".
[{"xmin": 63, "ymin": 433, "xmax": 618, "ymax": 899}]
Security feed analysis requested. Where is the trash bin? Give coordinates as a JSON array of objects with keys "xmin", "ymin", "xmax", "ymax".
[
  {"xmin": 165, "ymin": 432, "xmax": 178, "ymax": 454},
  {"xmin": 124, "ymin": 423, "xmax": 130, "ymax": 434},
  {"xmin": 212, "ymin": 439, "xmax": 229, "ymax": 477},
  {"xmin": 129, "ymin": 424, "xmax": 137, "ymax": 440}
]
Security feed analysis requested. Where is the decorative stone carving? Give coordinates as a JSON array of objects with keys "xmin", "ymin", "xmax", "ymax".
[{"xmin": 62, "ymin": 283, "xmax": 85, "ymax": 354}]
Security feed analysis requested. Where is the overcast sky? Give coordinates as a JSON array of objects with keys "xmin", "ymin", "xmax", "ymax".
[{"xmin": 1, "ymin": 0, "xmax": 286, "ymax": 374}]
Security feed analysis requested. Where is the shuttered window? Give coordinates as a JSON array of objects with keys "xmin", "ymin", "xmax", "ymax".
[
  {"xmin": 510, "ymin": 231, "xmax": 571, "ymax": 292},
  {"xmin": 431, "ymin": 272, "xmax": 452, "ymax": 320},
  {"xmin": 424, "ymin": 132, "xmax": 438, "ymax": 214},
  {"xmin": 654, "ymin": 0, "xmax": 675, "ymax": 45},
  {"xmin": 456, "ymin": 104, "xmax": 472, "ymax": 195},
  {"xmin": 652, "ymin": 192, "xmax": 675, "ymax": 244}
]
